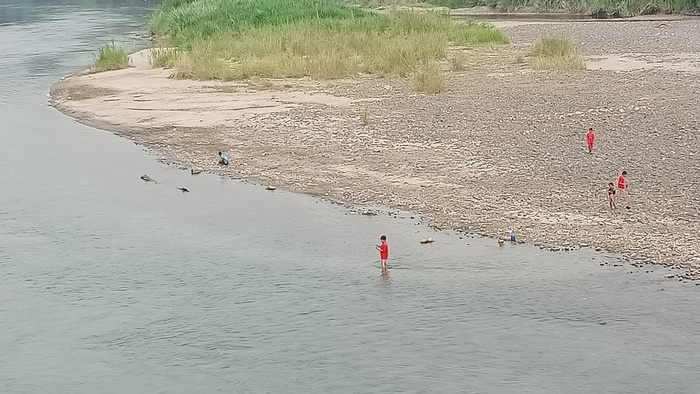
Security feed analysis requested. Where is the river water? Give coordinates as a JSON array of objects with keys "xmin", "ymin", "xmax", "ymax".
[{"xmin": 1, "ymin": 1, "xmax": 699, "ymax": 392}]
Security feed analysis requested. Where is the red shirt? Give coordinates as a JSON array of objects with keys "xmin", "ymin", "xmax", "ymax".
[
  {"xmin": 379, "ymin": 242, "xmax": 389, "ymax": 259},
  {"xmin": 586, "ymin": 132, "xmax": 595, "ymax": 145},
  {"xmin": 618, "ymin": 175, "xmax": 627, "ymax": 189}
]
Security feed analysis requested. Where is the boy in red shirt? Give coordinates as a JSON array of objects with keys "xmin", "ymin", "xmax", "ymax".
[
  {"xmin": 586, "ymin": 128, "xmax": 595, "ymax": 154},
  {"xmin": 376, "ymin": 235, "xmax": 389, "ymax": 271},
  {"xmin": 617, "ymin": 171, "xmax": 629, "ymax": 208}
]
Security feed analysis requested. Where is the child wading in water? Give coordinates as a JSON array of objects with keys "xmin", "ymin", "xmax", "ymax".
[
  {"xmin": 607, "ymin": 182, "xmax": 617, "ymax": 210},
  {"xmin": 376, "ymin": 235, "xmax": 389, "ymax": 272}
]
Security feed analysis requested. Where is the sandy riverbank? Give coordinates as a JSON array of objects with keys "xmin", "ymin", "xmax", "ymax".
[{"xmin": 51, "ymin": 19, "xmax": 700, "ymax": 279}]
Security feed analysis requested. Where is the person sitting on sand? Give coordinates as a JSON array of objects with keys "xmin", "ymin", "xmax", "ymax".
[
  {"xmin": 607, "ymin": 182, "xmax": 617, "ymax": 210},
  {"xmin": 218, "ymin": 151, "xmax": 229, "ymax": 166}
]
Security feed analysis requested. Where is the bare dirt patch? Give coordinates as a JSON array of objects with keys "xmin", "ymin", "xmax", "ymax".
[
  {"xmin": 52, "ymin": 84, "xmax": 119, "ymax": 101},
  {"xmin": 51, "ymin": 66, "xmax": 356, "ymax": 130},
  {"xmin": 587, "ymin": 53, "xmax": 700, "ymax": 72}
]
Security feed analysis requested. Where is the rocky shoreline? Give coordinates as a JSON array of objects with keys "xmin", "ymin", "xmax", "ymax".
[{"xmin": 51, "ymin": 19, "xmax": 700, "ymax": 280}]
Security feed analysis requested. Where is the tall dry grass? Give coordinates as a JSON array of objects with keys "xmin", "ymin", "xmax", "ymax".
[
  {"xmin": 151, "ymin": 47, "xmax": 180, "ymax": 68},
  {"xmin": 350, "ymin": 0, "xmax": 699, "ymax": 15},
  {"xmin": 450, "ymin": 50, "xmax": 467, "ymax": 71},
  {"xmin": 413, "ymin": 61, "xmax": 444, "ymax": 93},
  {"xmin": 528, "ymin": 36, "xmax": 585, "ymax": 70},
  {"xmin": 360, "ymin": 104, "xmax": 371, "ymax": 125}
]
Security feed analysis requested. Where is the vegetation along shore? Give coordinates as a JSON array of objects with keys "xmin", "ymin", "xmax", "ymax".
[
  {"xmin": 52, "ymin": 0, "xmax": 700, "ymax": 280},
  {"xmin": 358, "ymin": 0, "xmax": 699, "ymax": 17}
]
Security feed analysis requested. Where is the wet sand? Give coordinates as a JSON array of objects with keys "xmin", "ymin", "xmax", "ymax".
[{"xmin": 51, "ymin": 19, "xmax": 700, "ymax": 279}]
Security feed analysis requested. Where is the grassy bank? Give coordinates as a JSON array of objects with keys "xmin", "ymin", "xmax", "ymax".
[
  {"xmin": 150, "ymin": 0, "xmax": 508, "ymax": 82},
  {"xmin": 152, "ymin": 0, "xmax": 370, "ymax": 45},
  {"xmin": 351, "ymin": 0, "xmax": 699, "ymax": 16}
]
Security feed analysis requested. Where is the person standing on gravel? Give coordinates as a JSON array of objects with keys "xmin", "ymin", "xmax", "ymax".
[
  {"xmin": 607, "ymin": 182, "xmax": 617, "ymax": 210},
  {"xmin": 586, "ymin": 128, "xmax": 595, "ymax": 154},
  {"xmin": 617, "ymin": 171, "xmax": 629, "ymax": 208}
]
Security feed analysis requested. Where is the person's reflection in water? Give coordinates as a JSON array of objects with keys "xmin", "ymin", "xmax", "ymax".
[{"xmin": 379, "ymin": 268, "xmax": 392, "ymax": 286}]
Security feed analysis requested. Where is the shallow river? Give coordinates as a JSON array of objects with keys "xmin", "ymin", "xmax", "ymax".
[{"xmin": 1, "ymin": 1, "xmax": 699, "ymax": 392}]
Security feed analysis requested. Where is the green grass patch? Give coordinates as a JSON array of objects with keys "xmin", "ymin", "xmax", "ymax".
[
  {"xmin": 150, "ymin": 0, "xmax": 508, "ymax": 81},
  {"xmin": 452, "ymin": 21, "xmax": 508, "ymax": 45},
  {"xmin": 152, "ymin": 0, "xmax": 371, "ymax": 45},
  {"xmin": 93, "ymin": 41, "xmax": 129, "ymax": 72},
  {"xmin": 527, "ymin": 36, "xmax": 585, "ymax": 70}
]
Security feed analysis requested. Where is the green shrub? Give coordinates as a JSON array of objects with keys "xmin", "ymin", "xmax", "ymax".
[{"xmin": 93, "ymin": 41, "xmax": 129, "ymax": 72}]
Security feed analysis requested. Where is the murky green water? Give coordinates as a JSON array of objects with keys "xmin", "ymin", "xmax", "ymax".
[{"xmin": 1, "ymin": 1, "xmax": 699, "ymax": 392}]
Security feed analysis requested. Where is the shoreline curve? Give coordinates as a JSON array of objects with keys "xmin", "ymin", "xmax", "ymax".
[{"xmin": 50, "ymin": 19, "xmax": 700, "ymax": 280}]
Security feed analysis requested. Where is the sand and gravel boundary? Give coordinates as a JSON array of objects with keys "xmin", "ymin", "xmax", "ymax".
[{"xmin": 51, "ymin": 19, "xmax": 700, "ymax": 280}]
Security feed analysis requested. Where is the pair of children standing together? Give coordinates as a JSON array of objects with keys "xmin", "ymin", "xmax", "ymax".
[{"xmin": 608, "ymin": 171, "xmax": 629, "ymax": 210}]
